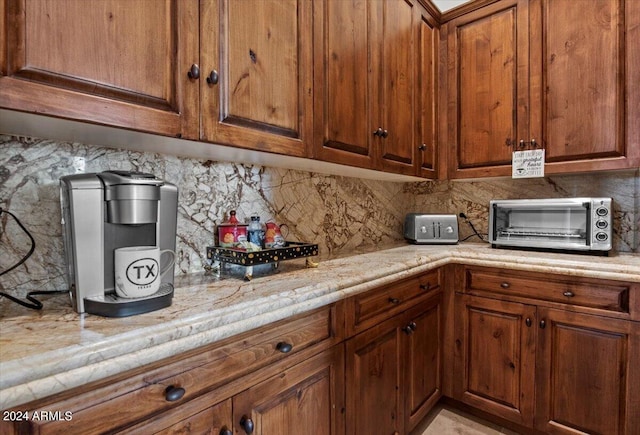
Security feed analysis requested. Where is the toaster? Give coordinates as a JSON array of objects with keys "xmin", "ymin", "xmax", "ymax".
[{"xmin": 404, "ymin": 213, "xmax": 459, "ymax": 244}]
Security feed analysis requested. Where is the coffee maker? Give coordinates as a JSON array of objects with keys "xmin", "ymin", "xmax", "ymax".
[{"xmin": 60, "ymin": 170, "xmax": 178, "ymax": 317}]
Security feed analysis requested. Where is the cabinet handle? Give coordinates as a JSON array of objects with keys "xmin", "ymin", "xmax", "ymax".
[
  {"xmin": 373, "ymin": 127, "xmax": 384, "ymax": 137},
  {"xmin": 420, "ymin": 283, "xmax": 431, "ymax": 291},
  {"xmin": 403, "ymin": 322, "xmax": 417, "ymax": 335},
  {"xmin": 188, "ymin": 63, "xmax": 200, "ymax": 79},
  {"xmin": 240, "ymin": 415, "xmax": 255, "ymax": 434},
  {"xmin": 525, "ymin": 318, "xmax": 532, "ymax": 327},
  {"xmin": 388, "ymin": 297, "xmax": 400, "ymax": 305},
  {"xmin": 563, "ymin": 291, "xmax": 575, "ymax": 297},
  {"xmin": 164, "ymin": 385, "xmax": 185, "ymax": 402},
  {"xmin": 381, "ymin": 129, "xmax": 389, "ymax": 138},
  {"xmin": 219, "ymin": 427, "xmax": 233, "ymax": 435},
  {"xmin": 276, "ymin": 341, "xmax": 293, "ymax": 353},
  {"xmin": 500, "ymin": 282, "xmax": 510, "ymax": 289},
  {"xmin": 207, "ymin": 70, "xmax": 219, "ymax": 85},
  {"xmin": 418, "ymin": 143, "xmax": 427, "ymax": 151},
  {"xmin": 540, "ymin": 320, "xmax": 546, "ymax": 329}
]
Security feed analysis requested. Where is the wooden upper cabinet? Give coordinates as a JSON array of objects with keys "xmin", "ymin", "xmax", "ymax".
[
  {"xmin": 446, "ymin": 0, "xmax": 639, "ymax": 179},
  {"xmin": 313, "ymin": 0, "xmax": 437, "ymax": 177},
  {"xmin": 0, "ymin": 0, "xmax": 199, "ymax": 138},
  {"xmin": 446, "ymin": 0, "xmax": 530, "ymax": 178},
  {"xmin": 199, "ymin": 0, "xmax": 312, "ymax": 157},
  {"xmin": 533, "ymin": 0, "xmax": 639, "ymax": 173}
]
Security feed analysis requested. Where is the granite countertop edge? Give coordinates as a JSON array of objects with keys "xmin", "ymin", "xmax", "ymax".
[{"xmin": 1, "ymin": 244, "xmax": 638, "ymax": 409}]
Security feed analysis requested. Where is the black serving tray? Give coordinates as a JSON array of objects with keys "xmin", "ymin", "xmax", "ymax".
[{"xmin": 206, "ymin": 242, "xmax": 319, "ymax": 267}]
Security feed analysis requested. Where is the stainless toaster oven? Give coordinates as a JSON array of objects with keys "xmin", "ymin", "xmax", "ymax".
[{"xmin": 489, "ymin": 198, "xmax": 613, "ymax": 253}]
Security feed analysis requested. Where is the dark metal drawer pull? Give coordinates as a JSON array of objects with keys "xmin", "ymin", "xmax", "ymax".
[
  {"xmin": 563, "ymin": 291, "xmax": 575, "ymax": 297},
  {"xmin": 500, "ymin": 282, "xmax": 510, "ymax": 289},
  {"xmin": 164, "ymin": 385, "xmax": 185, "ymax": 402},
  {"xmin": 187, "ymin": 63, "xmax": 200, "ymax": 80},
  {"xmin": 420, "ymin": 283, "xmax": 431, "ymax": 291},
  {"xmin": 525, "ymin": 318, "xmax": 532, "ymax": 327},
  {"xmin": 276, "ymin": 341, "xmax": 293, "ymax": 353},
  {"xmin": 219, "ymin": 427, "xmax": 233, "ymax": 435},
  {"xmin": 388, "ymin": 297, "xmax": 400, "ymax": 304}
]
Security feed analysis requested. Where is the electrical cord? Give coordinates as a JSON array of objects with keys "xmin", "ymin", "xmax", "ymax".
[
  {"xmin": 459, "ymin": 212, "xmax": 488, "ymax": 242},
  {"xmin": 0, "ymin": 207, "xmax": 68, "ymax": 310}
]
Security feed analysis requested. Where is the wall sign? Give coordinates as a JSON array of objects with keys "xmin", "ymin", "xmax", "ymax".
[{"xmin": 512, "ymin": 149, "xmax": 545, "ymax": 178}]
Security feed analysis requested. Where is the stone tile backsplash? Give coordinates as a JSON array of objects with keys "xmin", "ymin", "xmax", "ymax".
[{"xmin": 1, "ymin": 134, "xmax": 637, "ymax": 297}]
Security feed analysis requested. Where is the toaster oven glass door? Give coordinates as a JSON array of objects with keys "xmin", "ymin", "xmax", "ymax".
[{"xmin": 492, "ymin": 202, "xmax": 590, "ymax": 248}]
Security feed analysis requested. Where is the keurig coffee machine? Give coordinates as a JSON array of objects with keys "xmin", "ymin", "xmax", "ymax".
[{"xmin": 60, "ymin": 170, "xmax": 178, "ymax": 317}]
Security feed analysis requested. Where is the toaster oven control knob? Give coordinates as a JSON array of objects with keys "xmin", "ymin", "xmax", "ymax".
[
  {"xmin": 596, "ymin": 206, "xmax": 609, "ymax": 217},
  {"xmin": 595, "ymin": 220, "xmax": 608, "ymax": 229},
  {"xmin": 420, "ymin": 226, "xmax": 427, "ymax": 234},
  {"xmin": 595, "ymin": 232, "xmax": 608, "ymax": 242}
]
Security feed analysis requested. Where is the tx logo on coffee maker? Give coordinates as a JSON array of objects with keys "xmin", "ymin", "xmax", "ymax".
[{"xmin": 126, "ymin": 258, "xmax": 159, "ymax": 286}]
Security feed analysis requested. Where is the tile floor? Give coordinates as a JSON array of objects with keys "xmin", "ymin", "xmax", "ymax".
[{"xmin": 415, "ymin": 405, "xmax": 521, "ymax": 435}]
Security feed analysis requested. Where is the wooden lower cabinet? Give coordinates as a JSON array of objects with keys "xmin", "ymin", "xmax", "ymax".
[
  {"xmin": 232, "ymin": 345, "xmax": 345, "ymax": 435},
  {"xmin": 453, "ymin": 295, "xmax": 536, "ymax": 427},
  {"xmin": 346, "ymin": 293, "xmax": 442, "ymax": 435},
  {"xmin": 535, "ymin": 308, "xmax": 640, "ymax": 435},
  {"xmin": 454, "ymin": 293, "xmax": 640, "ymax": 434},
  {"xmin": 124, "ymin": 345, "xmax": 345, "ymax": 435}
]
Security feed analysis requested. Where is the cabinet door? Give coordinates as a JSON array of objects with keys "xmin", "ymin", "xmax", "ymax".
[
  {"xmin": 200, "ymin": 0, "xmax": 312, "ymax": 157},
  {"xmin": 0, "ymin": 0, "xmax": 199, "ymax": 138},
  {"xmin": 446, "ymin": 0, "xmax": 530, "ymax": 178},
  {"xmin": 312, "ymin": 0, "xmax": 376, "ymax": 169},
  {"xmin": 417, "ymin": 8, "xmax": 440, "ymax": 179},
  {"xmin": 532, "ymin": 0, "xmax": 639, "ymax": 173},
  {"xmin": 453, "ymin": 295, "xmax": 536, "ymax": 427},
  {"xmin": 403, "ymin": 294, "xmax": 442, "ymax": 433},
  {"xmin": 535, "ymin": 308, "xmax": 640, "ymax": 434},
  {"xmin": 346, "ymin": 316, "xmax": 404, "ymax": 435},
  {"xmin": 376, "ymin": 0, "xmax": 421, "ymax": 176},
  {"xmin": 232, "ymin": 345, "xmax": 345, "ymax": 435}
]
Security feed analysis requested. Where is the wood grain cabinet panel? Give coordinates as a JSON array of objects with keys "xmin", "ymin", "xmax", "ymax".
[
  {"xmin": 535, "ymin": 308, "xmax": 640, "ymax": 435},
  {"xmin": 453, "ymin": 265, "xmax": 640, "ymax": 434},
  {"xmin": 453, "ymin": 295, "xmax": 536, "ymax": 427},
  {"xmin": 199, "ymin": 0, "xmax": 313, "ymax": 157},
  {"xmin": 445, "ymin": 0, "xmax": 639, "ymax": 179},
  {"xmin": 313, "ymin": 0, "xmax": 439, "ymax": 177},
  {"xmin": 0, "ymin": 0, "xmax": 199, "ymax": 138},
  {"xmin": 346, "ymin": 289, "xmax": 442, "ymax": 435}
]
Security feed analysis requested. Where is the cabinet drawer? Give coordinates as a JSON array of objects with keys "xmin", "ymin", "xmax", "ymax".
[
  {"xmin": 348, "ymin": 270, "xmax": 440, "ymax": 335},
  {"xmin": 465, "ymin": 268, "xmax": 630, "ymax": 315},
  {"xmin": 14, "ymin": 306, "xmax": 336, "ymax": 435}
]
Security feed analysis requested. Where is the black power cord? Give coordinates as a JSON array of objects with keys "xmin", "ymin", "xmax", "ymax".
[
  {"xmin": 459, "ymin": 212, "xmax": 488, "ymax": 242},
  {"xmin": 0, "ymin": 208, "xmax": 68, "ymax": 310}
]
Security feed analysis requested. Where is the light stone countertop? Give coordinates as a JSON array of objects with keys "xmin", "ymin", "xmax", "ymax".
[{"xmin": 1, "ymin": 243, "xmax": 638, "ymax": 410}]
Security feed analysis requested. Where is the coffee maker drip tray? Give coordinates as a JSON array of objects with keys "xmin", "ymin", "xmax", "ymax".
[{"xmin": 83, "ymin": 283, "xmax": 173, "ymax": 318}]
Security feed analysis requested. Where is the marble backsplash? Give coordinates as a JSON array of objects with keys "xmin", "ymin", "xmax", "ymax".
[{"xmin": 1, "ymin": 134, "xmax": 638, "ymax": 297}]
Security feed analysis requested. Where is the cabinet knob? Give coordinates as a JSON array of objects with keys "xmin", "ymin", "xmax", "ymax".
[
  {"xmin": 240, "ymin": 415, "xmax": 255, "ymax": 434},
  {"xmin": 500, "ymin": 282, "xmax": 510, "ymax": 289},
  {"xmin": 403, "ymin": 322, "xmax": 417, "ymax": 335},
  {"xmin": 381, "ymin": 129, "xmax": 389, "ymax": 138},
  {"xmin": 188, "ymin": 64, "xmax": 200, "ymax": 80},
  {"xmin": 207, "ymin": 70, "xmax": 219, "ymax": 85},
  {"xmin": 219, "ymin": 427, "xmax": 233, "ymax": 435},
  {"xmin": 420, "ymin": 283, "xmax": 431, "ymax": 291},
  {"xmin": 373, "ymin": 127, "xmax": 384, "ymax": 137},
  {"xmin": 164, "ymin": 385, "xmax": 185, "ymax": 402},
  {"xmin": 388, "ymin": 297, "xmax": 400, "ymax": 305},
  {"xmin": 525, "ymin": 318, "xmax": 532, "ymax": 327},
  {"xmin": 418, "ymin": 143, "xmax": 427, "ymax": 151},
  {"xmin": 276, "ymin": 341, "xmax": 293, "ymax": 353},
  {"xmin": 563, "ymin": 291, "xmax": 575, "ymax": 297},
  {"xmin": 540, "ymin": 319, "xmax": 546, "ymax": 329}
]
